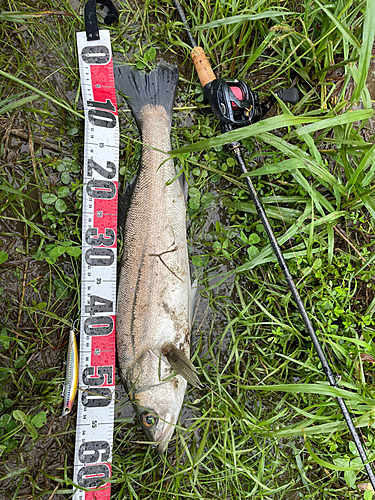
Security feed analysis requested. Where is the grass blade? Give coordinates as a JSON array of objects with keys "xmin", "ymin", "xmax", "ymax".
[
  {"xmin": 194, "ymin": 10, "xmax": 292, "ymax": 30},
  {"xmin": 0, "ymin": 94, "xmax": 39, "ymax": 115},
  {"xmin": 296, "ymin": 109, "xmax": 374, "ymax": 136},
  {"xmin": 350, "ymin": 0, "xmax": 375, "ymax": 102},
  {"xmin": 171, "ymin": 114, "xmax": 320, "ymax": 154},
  {"xmin": 0, "ymin": 70, "xmax": 83, "ymax": 119},
  {"xmin": 315, "ymin": 0, "xmax": 361, "ymax": 50}
]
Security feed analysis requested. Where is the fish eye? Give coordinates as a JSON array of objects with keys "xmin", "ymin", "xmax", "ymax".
[{"xmin": 140, "ymin": 411, "xmax": 158, "ymax": 428}]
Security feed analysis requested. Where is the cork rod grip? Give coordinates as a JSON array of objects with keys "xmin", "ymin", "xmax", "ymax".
[{"xmin": 191, "ymin": 46, "xmax": 216, "ymax": 88}]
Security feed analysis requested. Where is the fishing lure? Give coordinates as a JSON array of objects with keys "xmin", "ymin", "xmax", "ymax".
[{"xmin": 60, "ymin": 324, "xmax": 79, "ymax": 418}]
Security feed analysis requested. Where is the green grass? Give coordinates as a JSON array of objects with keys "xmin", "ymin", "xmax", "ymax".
[{"xmin": 1, "ymin": 0, "xmax": 375, "ymax": 498}]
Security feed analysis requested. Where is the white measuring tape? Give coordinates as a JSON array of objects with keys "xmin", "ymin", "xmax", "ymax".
[{"xmin": 73, "ymin": 29, "xmax": 118, "ymax": 500}]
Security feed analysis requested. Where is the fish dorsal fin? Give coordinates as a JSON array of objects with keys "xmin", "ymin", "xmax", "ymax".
[
  {"xmin": 178, "ymin": 171, "xmax": 189, "ymax": 203},
  {"xmin": 189, "ymin": 279, "xmax": 198, "ymax": 331},
  {"xmin": 118, "ymin": 175, "xmax": 138, "ymax": 234},
  {"xmin": 162, "ymin": 345, "xmax": 201, "ymax": 388}
]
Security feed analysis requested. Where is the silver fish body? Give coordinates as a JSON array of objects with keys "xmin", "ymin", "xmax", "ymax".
[{"xmin": 115, "ymin": 65, "xmax": 194, "ymax": 452}]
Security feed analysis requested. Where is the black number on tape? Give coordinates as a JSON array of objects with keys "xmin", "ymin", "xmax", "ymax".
[
  {"xmin": 77, "ymin": 464, "xmax": 110, "ymax": 488},
  {"xmin": 88, "ymin": 159, "xmax": 116, "ymax": 179},
  {"xmin": 84, "ymin": 316, "xmax": 114, "ymax": 336},
  {"xmin": 86, "ymin": 227, "xmax": 115, "ymax": 247},
  {"xmin": 83, "ymin": 366, "xmax": 114, "ymax": 386},
  {"xmin": 87, "ymin": 99, "xmax": 116, "ymax": 112},
  {"xmin": 85, "ymin": 295, "xmax": 113, "ymax": 314},
  {"xmin": 82, "ymin": 387, "xmax": 112, "ymax": 407},
  {"xmin": 85, "ymin": 248, "xmax": 114, "ymax": 266},
  {"xmin": 88, "ymin": 109, "xmax": 116, "ymax": 128},
  {"xmin": 87, "ymin": 179, "xmax": 116, "ymax": 199},
  {"xmin": 78, "ymin": 440, "xmax": 110, "ymax": 464},
  {"xmin": 81, "ymin": 45, "xmax": 110, "ymax": 65}
]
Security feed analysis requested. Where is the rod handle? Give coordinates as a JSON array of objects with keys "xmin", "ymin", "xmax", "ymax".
[{"xmin": 191, "ymin": 46, "xmax": 216, "ymax": 88}]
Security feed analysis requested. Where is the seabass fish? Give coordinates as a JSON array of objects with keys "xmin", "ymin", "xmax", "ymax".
[{"xmin": 115, "ymin": 64, "xmax": 199, "ymax": 453}]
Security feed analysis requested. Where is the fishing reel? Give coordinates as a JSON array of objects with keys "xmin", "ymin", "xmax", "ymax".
[{"xmin": 203, "ymin": 78, "xmax": 299, "ymax": 129}]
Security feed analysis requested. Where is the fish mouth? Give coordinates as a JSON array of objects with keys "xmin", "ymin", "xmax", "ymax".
[{"xmin": 155, "ymin": 419, "xmax": 177, "ymax": 454}]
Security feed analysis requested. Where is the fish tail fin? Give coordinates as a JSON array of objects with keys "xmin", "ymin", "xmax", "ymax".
[{"xmin": 115, "ymin": 63, "xmax": 179, "ymax": 131}]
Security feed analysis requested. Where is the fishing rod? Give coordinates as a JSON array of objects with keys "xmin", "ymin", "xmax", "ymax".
[{"xmin": 172, "ymin": 0, "xmax": 375, "ymax": 488}]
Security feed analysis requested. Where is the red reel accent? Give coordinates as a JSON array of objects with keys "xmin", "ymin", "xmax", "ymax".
[{"xmin": 229, "ymin": 85, "xmax": 245, "ymax": 110}]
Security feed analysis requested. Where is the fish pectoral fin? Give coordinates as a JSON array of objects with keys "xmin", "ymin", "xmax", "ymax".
[{"xmin": 162, "ymin": 346, "xmax": 201, "ymax": 388}]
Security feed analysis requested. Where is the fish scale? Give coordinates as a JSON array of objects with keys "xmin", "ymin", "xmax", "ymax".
[{"xmin": 118, "ymin": 106, "xmax": 190, "ymax": 360}]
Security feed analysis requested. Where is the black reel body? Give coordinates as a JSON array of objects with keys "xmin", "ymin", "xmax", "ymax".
[
  {"xmin": 203, "ymin": 79, "xmax": 259, "ymax": 127},
  {"xmin": 203, "ymin": 78, "xmax": 299, "ymax": 129}
]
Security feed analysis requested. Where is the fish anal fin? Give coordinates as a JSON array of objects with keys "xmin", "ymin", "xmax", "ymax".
[{"xmin": 162, "ymin": 344, "xmax": 201, "ymax": 388}]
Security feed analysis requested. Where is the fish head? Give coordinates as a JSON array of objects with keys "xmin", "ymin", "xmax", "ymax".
[{"xmin": 129, "ymin": 348, "xmax": 187, "ymax": 453}]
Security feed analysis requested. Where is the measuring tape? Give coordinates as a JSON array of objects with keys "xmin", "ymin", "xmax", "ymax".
[{"xmin": 73, "ymin": 29, "xmax": 119, "ymax": 499}]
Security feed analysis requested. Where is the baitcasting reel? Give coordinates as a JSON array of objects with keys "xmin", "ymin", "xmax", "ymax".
[{"xmin": 203, "ymin": 78, "xmax": 299, "ymax": 129}]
